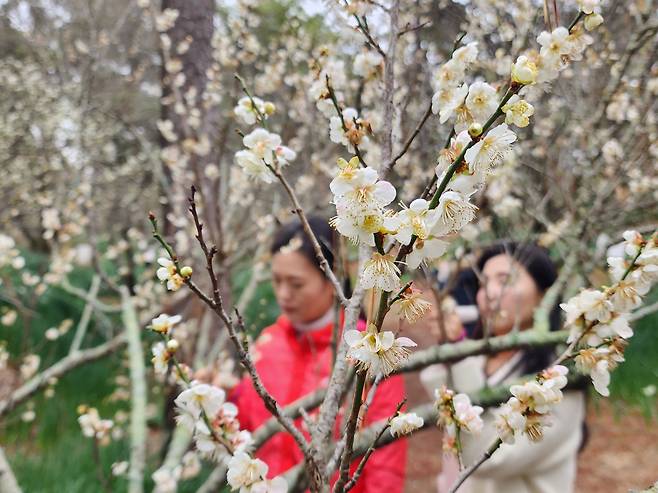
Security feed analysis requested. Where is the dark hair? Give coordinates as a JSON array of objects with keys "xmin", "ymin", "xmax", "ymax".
[
  {"xmin": 474, "ymin": 241, "xmax": 561, "ymax": 375},
  {"xmin": 270, "ymin": 216, "xmax": 336, "ymax": 276}
]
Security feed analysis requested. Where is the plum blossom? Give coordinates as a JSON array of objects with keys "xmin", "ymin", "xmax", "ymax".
[
  {"xmin": 431, "ymin": 191, "xmax": 478, "ymax": 237},
  {"xmin": 464, "ymin": 123, "xmax": 517, "ymax": 175},
  {"xmin": 392, "ymin": 286, "xmax": 433, "ymax": 323},
  {"xmin": 501, "ymin": 95, "xmax": 535, "ymax": 128},
  {"xmin": 407, "ymin": 238, "xmax": 449, "ymax": 270},
  {"xmin": 150, "ymin": 313, "xmax": 182, "ymax": 335},
  {"xmin": 390, "ymin": 412, "xmax": 424, "ymax": 437},
  {"xmin": 359, "ymin": 253, "xmax": 401, "ymax": 292},
  {"xmin": 156, "ymin": 257, "xmax": 184, "ymax": 291},
  {"xmin": 465, "ymin": 81, "xmax": 498, "ymax": 124},
  {"xmin": 242, "ymin": 128, "xmax": 281, "ymax": 165},
  {"xmin": 344, "ymin": 324, "xmax": 417, "ymax": 376},
  {"xmin": 511, "ymin": 55, "xmax": 538, "ymax": 85}
]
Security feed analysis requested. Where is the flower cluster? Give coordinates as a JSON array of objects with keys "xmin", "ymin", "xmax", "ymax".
[
  {"xmin": 329, "ymin": 156, "xmax": 396, "ymax": 246},
  {"xmin": 431, "ymin": 42, "xmax": 478, "ymax": 125},
  {"xmin": 156, "ymin": 257, "xmax": 187, "ymax": 291},
  {"xmin": 174, "ymin": 382, "xmax": 253, "ymax": 460},
  {"xmin": 146, "ymin": 312, "xmax": 287, "ymax": 492},
  {"xmin": 344, "ymin": 323, "xmax": 417, "ymax": 377},
  {"xmin": 435, "ymin": 386, "xmax": 484, "ymax": 454},
  {"xmin": 235, "ymin": 128, "xmax": 297, "ymax": 184},
  {"xmin": 389, "ymin": 412, "xmax": 424, "ymax": 437},
  {"xmin": 77, "ymin": 406, "xmax": 114, "ymax": 446},
  {"xmin": 233, "ymin": 96, "xmax": 275, "ymax": 126},
  {"xmin": 561, "ymin": 231, "xmax": 657, "ymax": 395},
  {"xmin": 329, "ymin": 107, "xmax": 371, "ymax": 152},
  {"xmin": 495, "ymin": 365, "xmax": 568, "ymax": 444}
]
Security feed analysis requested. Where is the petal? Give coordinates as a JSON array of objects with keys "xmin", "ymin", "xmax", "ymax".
[
  {"xmin": 395, "ymin": 336, "xmax": 417, "ymax": 347},
  {"xmin": 373, "ymin": 181, "xmax": 396, "ymax": 206},
  {"xmin": 344, "ymin": 330, "xmax": 364, "ymax": 347}
]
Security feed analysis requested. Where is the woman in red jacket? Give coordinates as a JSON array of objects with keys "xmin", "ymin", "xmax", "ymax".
[{"xmin": 231, "ymin": 216, "xmax": 407, "ymax": 492}]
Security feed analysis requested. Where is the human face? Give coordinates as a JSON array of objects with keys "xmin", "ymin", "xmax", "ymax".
[
  {"xmin": 271, "ymin": 250, "xmax": 335, "ymax": 325},
  {"xmin": 476, "ymin": 253, "xmax": 542, "ymax": 336}
]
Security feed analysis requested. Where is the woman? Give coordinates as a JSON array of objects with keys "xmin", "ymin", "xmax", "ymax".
[
  {"xmin": 231, "ymin": 216, "xmax": 407, "ymax": 492},
  {"xmin": 422, "ymin": 242, "xmax": 586, "ymax": 493}
]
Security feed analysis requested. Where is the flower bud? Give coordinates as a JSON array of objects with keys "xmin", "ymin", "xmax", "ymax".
[
  {"xmin": 264, "ymin": 102, "xmax": 276, "ymax": 115},
  {"xmin": 511, "ymin": 55, "xmax": 538, "ymax": 85},
  {"xmin": 180, "ymin": 266, "xmax": 193, "ymax": 278},
  {"xmin": 468, "ymin": 123, "xmax": 483, "ymax": 137},
  {"xmin": 584, "ymin": 13, "xmax": 604, "ymax": 31},
  {"xmin": 166, "ymin": 339, "xmax": 179, "ymax": 352}
]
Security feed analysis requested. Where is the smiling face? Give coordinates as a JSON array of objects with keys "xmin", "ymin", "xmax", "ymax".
[
  {"xmin": 271, "ymin": 250, "xmax": 335, "ymax": 325},
  {"xmin": 476, "ymin": 253, "xmax": 542, "ymax": 336}
]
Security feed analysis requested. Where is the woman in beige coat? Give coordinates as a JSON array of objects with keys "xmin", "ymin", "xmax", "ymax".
[{"xmin": 421, "ymin": 242, "xmax": 587, "ymax": 493}]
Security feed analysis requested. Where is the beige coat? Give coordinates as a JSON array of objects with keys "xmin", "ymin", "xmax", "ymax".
[{"xmin": 421, "ymin": 354, "xmax": 586, "ymax": 493}]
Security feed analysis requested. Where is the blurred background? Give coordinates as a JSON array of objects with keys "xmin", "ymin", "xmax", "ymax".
[{"xmin": 0, "ymin": 0, "xmax": 656, "ymax": 491}]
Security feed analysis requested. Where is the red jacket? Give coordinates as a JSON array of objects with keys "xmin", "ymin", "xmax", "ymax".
[{"xmin": 231, "ymin": 314, "xmax": 407, "ymax": 493}]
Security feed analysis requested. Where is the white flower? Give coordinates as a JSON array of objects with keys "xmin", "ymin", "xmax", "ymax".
[
  {"xmin": 273, "ymin": 145, "xmax": 296, "ymax": 166},
  {"xmin": 501, "ymin": 95, "xmax": 535, "ymax": 128},
  {"xmin": 495, "ymin": 398, "xmax": 526, "ymax": 444},
  {"xmin": 390, "ymin": 412, "xmax": 424, "ymax": 437},
  {"xmin": 560, "ymin": 289, "xmax": 613, "ymax": 332},
  {"xmin": 452, "ymin": 393, "xmax": 484, "ymax": 433},
  {"xmin": 392, "ymin": 287, "xmax": 433, "ymax": 323},
  {"xmin": 151, "ymin": 314, "xmax": 182, "ymax": 335},
  {"xmin": 432, "ymin": 84, "xmax": 468, "ymax": 124},
  {"xmin": 332, "ymin": 167, "xmax": 396, "ymax": 212},
  {"xmin": 434, "ymin": 59, "xmax": 465, "ymax": 91},
  {"xmin": 344, "ymin": 324, "xmax": 417, "ymax": 376},
  {"xmin": 112, "ymin": 461, "xmax": 129, "ymax": 477},
  {"xmin": 175, "ymin": 383, "xmax": 226, "ymax": 431},
  {"xmin": 575, "ymin": 347, "xmax": 622, "ymax": 397},
  {"xmin": 330, "ymin": 206, "xmax": 383, "ymax": 246},
  {"xmin": 465, "ymin": 82, "xmax": 498, "ymax": 124},
  {"xmin": 329, "ymin": 107, "xmax": 369, "ymax": 150},
  {"xmin": 235, "ymin": 150, "xmax": 276, "ymax": 184},
  {"xmin": 152, "ymin": 342, "xmax": 170, "ymax": 376},
  {"xmin": 577, "ymin": 0, "xmax": 600, "ymax": 14},
  {"xmin": 330, "ymin": 156, "xmax": 360, "ymax": 194},
  {"xmin": 156, "ymin": 257, "xmax": 184, "ymax": 291},
  {"xmin": 511, "ymin": 55, "xmax": 538, "ymax": 85},
  {"xmin": 234, "ymin": 96, "xmax": 266, "ymax": 125},
  {"xmin": 466, "ymin": 82, "xmax": 498, "ymax": 123},
  {"xmin": 407, "ymin": 238, "xmax": 449, "ymax": 270},
  {"xmin": 353, "ymin": 51, "xmax": 383, "ymax": 78},
  {"xmin": 227, "ymin": 452, "xmax": 268, "ymax": 490},
  {"xmin": 591, "ymin": 359, "xmax": 611, "ymax": 396},
  {"xmin": 588, "ymin": 314, "xmax": 633, "ymax": 346},
  {"xmin": 609, "ymin": 280, "xmax": 643, "ymax": 312},
  {"xmin": 431, "ymin": 191, "xmax": 478, "ymax": 237},
  {"xmin": 152, "ymin": 466, "xmax": 181, "ymax": 493},
  {"xmin": 243, "ymin": 128, "xmax": 281, "ymax": 165},
  {"xmin": 540, "ymin": 365, "xmax": 569, "ymax": 392},
  {"xmin": 537, "ymin": 27, "xmax": 572, "ymax": 63},
  {"xmin": 20, "ymin": 354, "xmax": 40, "ymax": 380},
  {"xmin": 78, "ymin": 408, "xmax": 114, "ymax": 441},
  {"xmin": 607, "ymin": 256, "xmax": 627, "ymax": 281},
  {"xmin": 451, "ymin": 42, "xmax": 478, "ymax": 66},
  {"xmin": 360, "ymin": 253, "xmax": 401, "ymax": 292},
  {"xmin": 464, "ymin": 123, "xmax": 517, "ymax": 174},
  {"xmin": 249, "ymin": 477, "xmax": 288, "ymax": 493},
  {"xmin": 622, "ymin": 230, "xmax": 643, "ymax": 257},
  {"xmin": 392, "ymin": 199, "xmax": 440, "ymax": 245},
  {"xmin": 510, "ymin": 381, "xmax": 553, "ymax": 414},
  {"xmin": 584, "ymin": 13, "xmax": 604, "ymax": 31}
]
